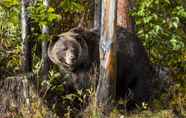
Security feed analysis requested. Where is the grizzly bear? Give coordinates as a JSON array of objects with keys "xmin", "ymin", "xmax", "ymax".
[{"xmin": 48, "ymin": 26, "xmax": 152, "ymax": 107}]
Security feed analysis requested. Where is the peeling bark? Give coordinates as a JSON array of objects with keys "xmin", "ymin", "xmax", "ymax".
[{"xmin": 96, "ymin": 0, "xmax": 117, "ymax": 106}]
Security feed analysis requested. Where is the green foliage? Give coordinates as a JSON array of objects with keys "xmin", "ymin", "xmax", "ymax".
[
  {"xmin": 131, "ymin": 0, "xmax": 186, "ymax": 116},
  {"xmin": 0, "ymin": 1, "xmax": 21, "ymax": 76},
  {"xmin": 28, "ymin": 1, "xmax": 61, "ymax": 27},
  {"xmin": 27, "ymin": 0, "xmax": 85, "ymax": 41},
  {"xmin": 60, "ymin": 0, "xmax": 85, "ymax": 13},
  {"xmin": 132, "ymin": 0, "xmax": 186, "ymax": 67},
  {"xmin": 0, "ymin": 0, "xmax": 19, "ymax": 8}
]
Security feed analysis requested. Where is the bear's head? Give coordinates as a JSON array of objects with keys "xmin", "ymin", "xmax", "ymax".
[{"xmin": 48, "ymin": 30, "xmax": 89, "ymax": 71}]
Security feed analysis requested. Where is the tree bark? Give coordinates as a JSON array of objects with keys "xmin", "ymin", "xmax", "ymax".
[
  {"xmin": 94, "ymin": 0, "xmax": 136, "ymax": 32},
  {"xmin": 21, "ymin": 0, "xmax": 32, "ymax": 74},
  {"xmin": 41, "ymin": 0, "xmax": 49, "ymax": 80},
  {"xmin": 96, "ymin": 0, "xmax": 117, "ymax": 106},
  {"xmin": 117, "ymin": 0, "xmax": 135, "ymax": 32},
  {"xmin": 94, "ymin": 0, "xmax": 102, "ymax": 29}
]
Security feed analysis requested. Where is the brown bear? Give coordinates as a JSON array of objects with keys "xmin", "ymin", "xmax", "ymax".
[
  {"xmin": 48, "ymin": 26, "xmax": 153, "ymax": 108},
  {"xmin": 48, "ymin": 27, "xmax": 99, "ymax": 89}
]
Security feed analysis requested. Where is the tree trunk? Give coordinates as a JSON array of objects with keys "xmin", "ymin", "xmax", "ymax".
[
  {"xmin": 117, "ymin": 0, "xmax": 135, "ymax": 32},
  {"xmin": 94, "ymin": 0, "xmax": 135, "ymax": 31},
  {"xmin": 41, "ymin": 0, "xmax": 49, "ymax": 80},
  {"xmin": 96, "ymin": 0, "xmax": 117, "ymax": 106},
  {"xmin": 0, "ymin": 76, "xmax": 57, "ymax": 117},
  {"xmin": 21, "ymin": 0, "xmax": 32, "ymax": 74},
  {"xmin": 94, "ymin": 0, "xmax": 102, "ymax": 28}
]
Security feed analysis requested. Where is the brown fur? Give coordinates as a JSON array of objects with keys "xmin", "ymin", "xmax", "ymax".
[
  {"xmin": 48, "ymin": 26, "xmax": 153, "ymax": 107},
  {"xmin": 48, "ymin": 30, "xmax": 92, "ymax": 71}
]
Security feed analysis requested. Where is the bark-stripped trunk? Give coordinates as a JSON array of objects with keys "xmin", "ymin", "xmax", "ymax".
[
  {"xmin": 21, "ymin": 0, "xmax": 32, "ymax": 74},
  {"xmin": 117, "ymin": 0, "xmax": 135, "ymax": 32},
  {"xmin": 41, "ymin": 0, "xmax": 49, "ymax": 80},
  {"xmin": 96, "ymin": 0, "xmax": 117, "ymax": 105}
]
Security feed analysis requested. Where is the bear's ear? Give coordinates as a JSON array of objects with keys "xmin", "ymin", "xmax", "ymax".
[{"xmin": 51, "ymin": 35, "xmax": 59, "ymax": 42}]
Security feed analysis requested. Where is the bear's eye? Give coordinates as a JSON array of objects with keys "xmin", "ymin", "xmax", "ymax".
[{"xmin": 62, "ymin": 47, "xmax": 67, "ymax": 51}]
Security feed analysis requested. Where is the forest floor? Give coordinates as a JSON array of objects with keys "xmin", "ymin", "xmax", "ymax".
[{"xmin": 0, "ymin": 71, "xmax": 186, "ymax": 118}]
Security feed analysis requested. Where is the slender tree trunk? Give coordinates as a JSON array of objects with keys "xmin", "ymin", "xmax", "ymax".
[
  {"xmin": 94, "ymin": 0, "xmax": 102, "ymax": 28},
  {"xmin": 21, "ymin": 0, "xmax": 32, "ymax": 74},
  {"xmin": 117, "ymin": 0, "xmax": 135, "ymax": 32},
  {"xmin": 41, "ymin": 0, "xmax": 49, "ymax": 80},
  {"xmin": 96, "ymin": 0, "xmax": 117, "ymax": 106}
]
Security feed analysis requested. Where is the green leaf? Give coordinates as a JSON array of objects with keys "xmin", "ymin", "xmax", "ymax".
[
  {"xmin": 154, "ymin": 25, "xmax": 162, "ymax": 33},
  {"xmin": 60, "ymin": 0, "xmax": 84, "ymax": 13},
  {"xmin": 0, "ymin": 0, "xmax": 19, "ymax": 8},
  {"xmin": 164, "ymin": 0, "xmax": 170, "ymax": 4},
  {"xmin": 48, "ymin": 7, "xmax": 55, "ymax": 13},
  {"xmin": 170, "ymin": 36, "xmax": 184, "ymax": 50}
]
